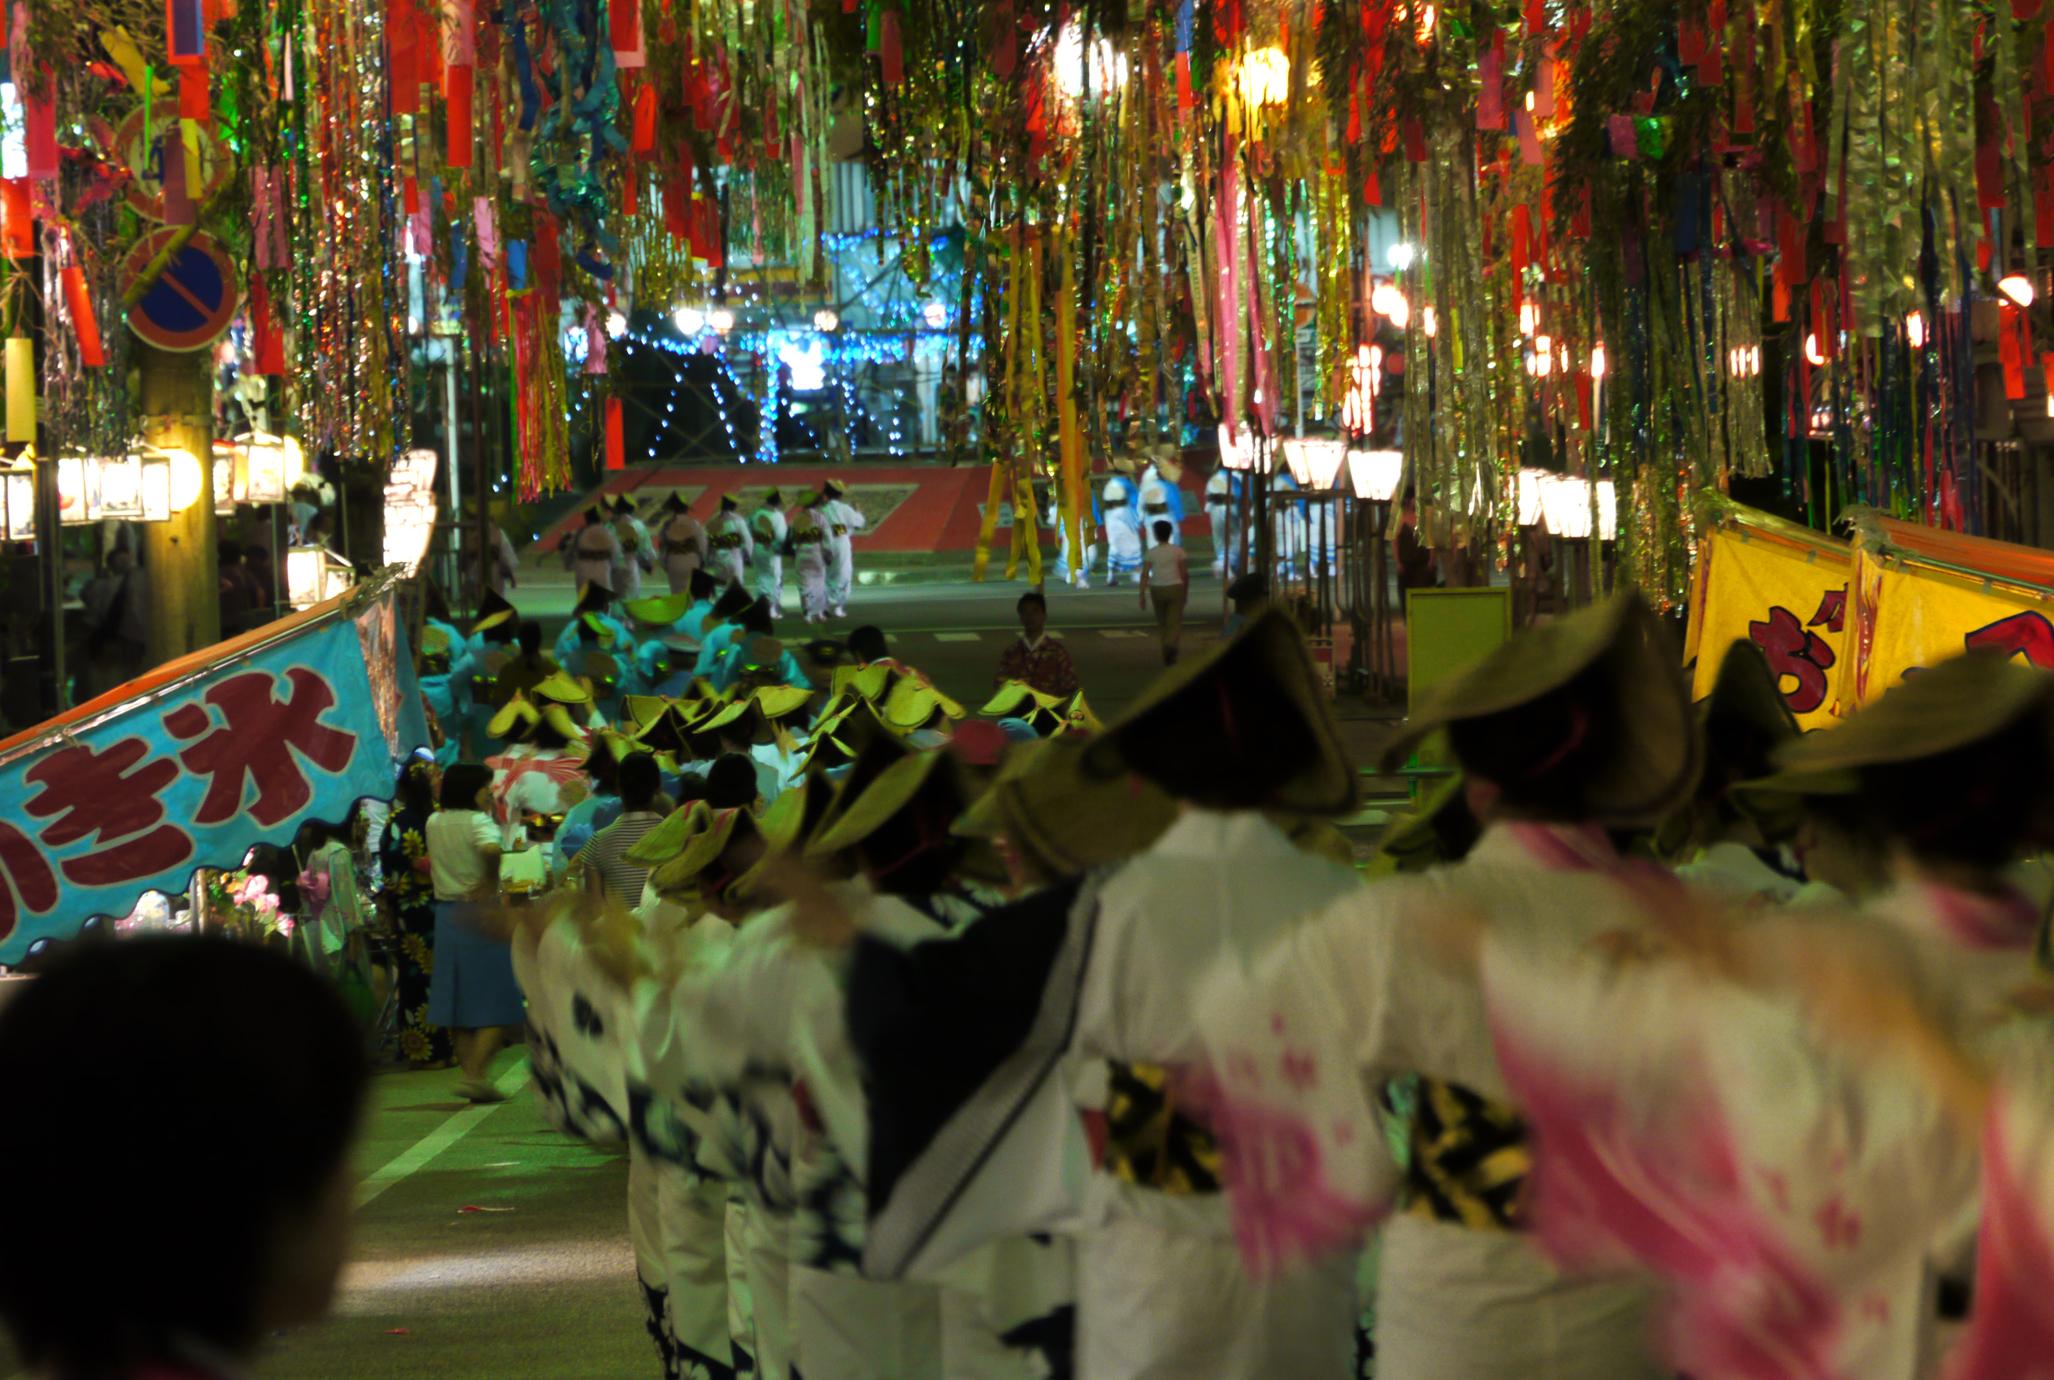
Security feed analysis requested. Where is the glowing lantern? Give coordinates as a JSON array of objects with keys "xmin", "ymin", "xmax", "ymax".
[
  {"xmin": 1237, "ymin": 46, "xmax": 1290, "ymax": 108},
  {"xmin": 383, "ymin": 447, "xmax": 440, "ymax": 577},
  {"xmin": 1370, "ymin": 280, "xmax": 1411, "ymax": 331},
  {"xmin": 1998, "ymin": 272, "xmax": 2036, "ymax": 309},
  {"xmin": 1348, "ymin": 449, "xmax": 1405, "ymax": 502},
  {"xmin": 1905, "ymin": 311, "xmax": 1927, "ymax": 349}
]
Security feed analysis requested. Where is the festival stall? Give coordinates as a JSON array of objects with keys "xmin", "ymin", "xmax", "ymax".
[
  {"xmin": 0, "ymin": 570, "xmax": 430, "ymax": 967},
  {"xmin": 1687, "ymin": 497, "xmax": 2054, "ymax": 726}
]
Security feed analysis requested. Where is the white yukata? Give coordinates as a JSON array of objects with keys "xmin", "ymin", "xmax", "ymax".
[
  {"xmin": 567, "ymin": 521, "xmax": 626, "ymax": 596},
  {"xmin": 615, "ymin": 513, "xmax": 655, "ymax": 599},
  {"xmin": 791, "ymin": 508, "xmax": 832, "ymax": 622},
  {"xmin": 751, "ymin": 507, "xmax": 789, "ymax": 607},
  {"xmin": 1139, "ymin": 475, "xmax": 1180, "ymax": 547},
  {"xmin": 1101, "ymin": 477, "xmax": 1143, "ymax": 586},
  {"xmin": 1468, "ymin": 875, "xmax": 2054, "ymax": 1380},
  {"xmin": 1205, "ymin": 470, "xmax": 1235, "ymax": 573},
  {"xmin": 1674, "ymin": 840, "xmax": 1807, "ymax": 908},
  {"xmin": 1196, "ymin": 821, "xmax": 1670, "ymax": 1380},
  {"xmin": 823, "ymin": 495, "xmax": 867, "ymax": 616},
  {"xmin": 1070, "ymin": 810, "xmax": 1367, "ymax": 1379},
  {"xmin": 707, "ymin": 509, "xmax": 754, "ymax": 590},
  {"xmin": 659, "ymin": 512, "xmax": 709, "ymax": 594}
]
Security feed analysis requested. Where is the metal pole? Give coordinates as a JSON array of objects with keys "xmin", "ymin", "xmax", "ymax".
[{"xmin": 444, "ymin": 341, "xmax": 462, "ymax": 596}]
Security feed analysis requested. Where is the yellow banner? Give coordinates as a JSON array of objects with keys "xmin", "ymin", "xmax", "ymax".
[
  {"xmin": 1844, "ymin": 551, "xmax": 2054, "ymax": 706},
  {"xmin": 1687, "ymin": 520, "xmax": 1852, "ymax": 731}
]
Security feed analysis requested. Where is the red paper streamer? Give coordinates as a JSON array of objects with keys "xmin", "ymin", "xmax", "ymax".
[
  {"xmin": 632, "ymin": 82, "xmax": 657, "ymax": 152},
  {"xmin": 879, "ymin": 9, "xmax": 903, "ymax": 86},
  {"xmin": 23, "ymin": 80, "xmax": 56, "ymax": 180},
  {"xmin": 389, "ymin": 0, "xmax": 418, "ymax": 114},
  {"xmin": 249, "ymin": 276, "xmax": 285, "ymax": 375},
  {"xmin": 61, "ymin": 266, "xmax": 104, "ymax": 367},
  {"xmin": 177, "ymin": 67, "xmax": 211, "ymax": 122},
  {"xmin": 446, "ymin": 65, "xmax": 474, "ymax": 168},
  {"xmin": 604, "ymin": 398, "xmax": 625, "ymax": 470}
]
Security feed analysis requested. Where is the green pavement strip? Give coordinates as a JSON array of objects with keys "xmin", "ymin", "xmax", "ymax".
[{"xmin": 354, "ymin": 1062, "xmax": 532, "ymax": 1209}]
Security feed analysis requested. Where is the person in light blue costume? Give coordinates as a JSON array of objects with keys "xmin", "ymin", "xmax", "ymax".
[
  {"xmin": 460, "ymin": 589, "xmax": 520, "ymax": 758},
  {"xmin": 671, "ymin": 568, "xmax": 721, "ymax": 644},
  {"xmin": 708, "ymin": 601, "xmax": 812, "ymax": 692},
  {"xmin": 690, "ymin": 583, "xmax": 758, "ymax": 681},
  {"xmin": 552, "ymin": 581, "xmax": 634, "ymax": 669},
  {"xmin": 417, "ymin": 622, "xmax": 471, "ymax": 767},
  {"xmin": 1100, "ymin": 471, "xmax": 1144, "ymax": 587}
]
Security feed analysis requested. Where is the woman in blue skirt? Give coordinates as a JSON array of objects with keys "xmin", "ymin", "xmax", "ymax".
[{"xmin": 425, "ymin": 763, "xmax": 531, "ymax": 1103}]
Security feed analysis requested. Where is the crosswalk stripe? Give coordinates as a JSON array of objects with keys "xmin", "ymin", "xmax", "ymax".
[
  {"xmin": 933, "ymin": 632, "xmax": 983, "ymax": 642},
  {"xmin": 1099, "ymin": 629, "xmax": 1147, "ymax": 639}
]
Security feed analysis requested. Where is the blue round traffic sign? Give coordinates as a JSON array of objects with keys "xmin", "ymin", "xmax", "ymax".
[{"xmin": 123, "ymin": 228, "xmax": 240, "ymax": 352}]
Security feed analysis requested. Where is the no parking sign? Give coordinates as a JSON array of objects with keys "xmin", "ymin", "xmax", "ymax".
[{"xmin": 123, "ymin": 228, "xmax": 240, "ymax": 352}]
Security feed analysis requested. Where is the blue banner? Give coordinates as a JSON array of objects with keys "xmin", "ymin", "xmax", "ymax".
[{"xmin": 0, "ymin": 592, "xmax": 428, "ymax": 964}]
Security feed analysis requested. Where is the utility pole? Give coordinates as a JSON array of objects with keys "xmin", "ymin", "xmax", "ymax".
[{"xmin": 136, "ymin": 341, "xmax": 218, "ymax": 666}]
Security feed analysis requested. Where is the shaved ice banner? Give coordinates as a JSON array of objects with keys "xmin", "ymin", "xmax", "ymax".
[
  {"xmin": 0, "ymin": 574, "xmax": 429, "ymax": 964},
  {"xmin": 1685, "ymin": 499, "xmax": 1852, "ymax": 731}
]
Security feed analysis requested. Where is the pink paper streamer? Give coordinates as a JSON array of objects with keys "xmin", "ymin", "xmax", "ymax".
[
  {"xmin": 473, "ymin": 195, "xmax": 499, "ymax": 271},
  {"xmin": 443, "ymin": 0, "xmax": 476, "ymax": 69},
  {"xmin": 1514, "ymin": 108, "xmax": 1544, "ymax": 166}
]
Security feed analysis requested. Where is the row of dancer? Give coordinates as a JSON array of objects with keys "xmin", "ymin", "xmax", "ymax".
[
  {"xmin": 527, "ymin": 590, "xmax": 2054, "ymax": 1380},
  {"xmin": 564, "ymin": 482, "xmax": 868, "ymax": 620}
]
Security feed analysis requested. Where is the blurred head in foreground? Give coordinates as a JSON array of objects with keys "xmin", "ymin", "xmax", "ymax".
[{"xmin": 0, "ymin": 936, "xmax": 369, "ymax": 1378}]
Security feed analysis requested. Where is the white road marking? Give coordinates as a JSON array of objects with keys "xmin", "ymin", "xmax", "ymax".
[
  {"xmin": 354, "ymin": 1061, "xmax": 532, "ymax": 1209},
  {"xmin": 1099, "ymin": 629, "xmax": 1148, "ymax": 639},
  {"xmin": 933, "ymin": 632, "xmax": 983, "ymax": 642}
]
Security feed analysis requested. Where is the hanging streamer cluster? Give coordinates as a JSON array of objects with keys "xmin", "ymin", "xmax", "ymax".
[{"xmin": 9, "ymin": 0, "xmax": 2054, "ymax": 580}]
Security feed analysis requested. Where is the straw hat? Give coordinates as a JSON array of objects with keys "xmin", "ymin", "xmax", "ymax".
[
  {"xmin": 1080, "ymin": 608, "xmax": 1359, "ymax": 816},
  {"xmin": 832, "ymin": 662, "xmax": 896, "ymax": 704},
  {"xmin": 1771, "ymin": 648, "xmax": 2054, "ymax": 781},
  {"xmin": 730, "ymin": 773, "xmax": 840, "ymax": 900},
  {"xmin": 471, "ymin": 588, "xmax": 517, "ymax": 636},
  {"xmin": 539, "ymin": 703, "xmax": 589, "ymax": 744},
  {"xmin": 621, "ymin": 695, "xmax": 674, "ymax": 730},
  {"xmin": 1061, "ymin": 691, "xmax": 1103, "ymax": 735},
  {"xmin": 487, "ymin": 694, "xmax": 542, "ymax": 740},
  {"xmin": 1381, "ymin": 590, "xmax": 1699, "ymax": 825},
  {"xmin": 420, "ymin": 623, "xmax": 454, "ymax": 662},
  {"xmin": 1700, "ymin": 639, "xmax": 1797, "ymax": 772},
  {"xmin": 623, "ymin": 591, "xmax": 694, "ymax": 627},
  {"xmin": 532, "ymin": 671, "xmax": 595, "ymax": 706},
  {"xmin": 648, "ymin": 805, "xmax": 768, "ymax": 898},
  {"xmin": 880, "ymin": 676, "xmax": 967, "ymax": 734},
  {"xmin": 956, "ymin": 736, "xmax": 1178, "ymax": 876},
  {"xmin": 980, "ymin": 682, "xmax": 1068, "ymax": 735},
  {"xmin": 804, "ymin": 732, "xmax": 914, "ymax": 854},
  {"xmin": 627, "ymin": 800, "xmax": 710, "ymax": 868},
  {"xmin": 807, "ymin": 748, "xmax": 990, "ymax": 876}
]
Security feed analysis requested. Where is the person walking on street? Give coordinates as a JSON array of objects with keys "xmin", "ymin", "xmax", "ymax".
[
  {"xmin": 657, "ymin": 492, "xmax": 708, "ymax": 594},
  {"xmin": 1142, "ymin": 518, "xmax": 1190, "ymax": 665},
  {"xmin": 821, "ymin": 480, "xmax": 867, "ymax": 617},
  {"xmin": 750, "ymin": 490, "xmax": 788, "ymax": 607},
  {"xmin": 565, "ymin": 506, "xmax": 625, "ymax": 596},
  {"xmin": 706, "ymin": 495, "xmax": 753, "ymax": 589},
  {"xmin": 425, "ymin": 763, "xmax": 530, "ymax": 1103},
  {"xmin": 612, "ymin": 495, "xmax": 656, "ymax": 599}
]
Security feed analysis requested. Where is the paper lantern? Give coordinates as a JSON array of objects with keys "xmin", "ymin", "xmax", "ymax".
[
  {"xmin": 166, "ymin": 448, "xmax": 203, "ymax": 513},
  {"xmin": 3, "ymin": 465, "xmax": 32, "ymax": 539},
  {"xmin": 382, "ymin": 447, "xmax": 439, "ymax": 576},
  {"xmin": 140, "ymin": 454, "xmax": 171, "ymax": 521},
  {"xmin": 1280, "ymin": 437, "xmax": 1347, "ymax": 489},
  {"xmin": 97, "ymin": 452, "xmax": 144, "ymax": 520},
  {"xmin": 1540, "ymin": 475, "xmax": 1594, "ymax": 539},
  {"xmin": 1217, "ymin": 423, "xmax": 1258, "ymax": 472},
  {"xmin": 286, "ymin": 544, "xmax": 354, "ymax": 610},
  {"xmin": 1515, "ymin": 468, "xmax": 1547, "ymax": 527},
  {"xmin": 1348, "ymin": 449, "xmax": 1405, "ymax": 502},
  {"xmin": 1998, "ymin": 272, "xmax": 2036, "ymax": 309}
]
